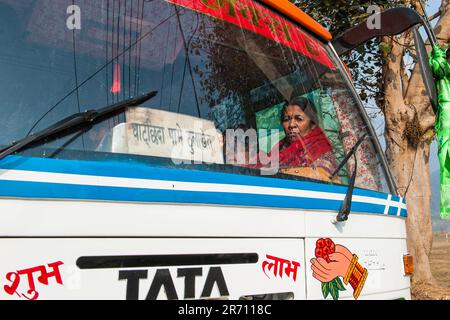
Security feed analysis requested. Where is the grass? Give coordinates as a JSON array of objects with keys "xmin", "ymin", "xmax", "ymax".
[
  {"xmin": 430, "ymin": 233, "xmax": 450, "ymax": 288},
  {"xmin": 411, "ymin": 233, "xmax": 450, "ymax": 300}
]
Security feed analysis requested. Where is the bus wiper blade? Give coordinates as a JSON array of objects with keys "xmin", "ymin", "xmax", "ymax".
[
  {"xmin": 0, "ymin": 90, "xmax": 157, "ymax": 160},
  {"xmin": 330, "ymin": 133, "xmax": 369, "ymax": 224}
]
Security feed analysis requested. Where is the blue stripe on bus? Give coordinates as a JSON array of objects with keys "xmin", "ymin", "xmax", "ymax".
[
  {"xmin": 400, "ymin": 209, "xmax": 407, "ymax": 217},
  {"xmin": 0, "ymin": 155, "xmax": 407, "ymax": 217},
  {"xmin": 0, "ymin": 180, "xmax": 389, "ymax": 214},
  {"xmin": 388, "ymin": 206, "xmax": 398, "ymax": 216},
  {"xmin": 0, "ymin": 155, "xmax": 390, "ymax": 198}
]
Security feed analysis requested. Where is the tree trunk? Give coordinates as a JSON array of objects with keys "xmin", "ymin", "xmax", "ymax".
[
  {"xmin": 380, "ymin": 33, "xmax": 435, "ymax": 284},
  {"xmin": 382, "ymin": 0, "xmax": 450, "ymax": 285}
]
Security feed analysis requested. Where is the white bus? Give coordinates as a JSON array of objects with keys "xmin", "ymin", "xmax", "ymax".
[{"xmin": 0, "ymin": 0, "xmax": 427, "ymax": 300}]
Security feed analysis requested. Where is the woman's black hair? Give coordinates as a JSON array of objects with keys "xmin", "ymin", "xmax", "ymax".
[{"xmin": 280, "ymin": 97, "xmax": 318, "ymax": 124}]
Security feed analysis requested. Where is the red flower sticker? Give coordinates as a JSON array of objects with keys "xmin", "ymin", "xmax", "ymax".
[
  {"xmin": 315, "ymin": 238, "xmax": 335, "ymax": 263},
  {"xmin": 311, "ymin": 239, "xmax": 368, "ymax": 300},
  {"xmin": 313, "ymin": 238, "xmax": 346, "ymax": 300}
]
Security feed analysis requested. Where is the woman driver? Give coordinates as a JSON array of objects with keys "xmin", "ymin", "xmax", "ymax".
[{"xmin": 270, "ymin": 97, "xmax": 340, "ymax": 182}]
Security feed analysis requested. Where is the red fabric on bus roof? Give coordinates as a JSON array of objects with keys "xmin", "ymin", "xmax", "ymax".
[{"xmin": 167, "ymin": 0, "xmax": 335, "ymax": 69}]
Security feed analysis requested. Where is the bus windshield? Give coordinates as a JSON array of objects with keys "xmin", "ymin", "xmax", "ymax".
[{"xmin": 0, "ymin": 0, "xmax": 389, "ymax": 193}]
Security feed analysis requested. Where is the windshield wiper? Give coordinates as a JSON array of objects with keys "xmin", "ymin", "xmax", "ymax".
[
  {"xmin": 329, "ymin": 133, "xmax": 369, "ymax": 224},
  {"xmin": 0, "ymin": 90, "xmax": 158, "ymax": 160}
]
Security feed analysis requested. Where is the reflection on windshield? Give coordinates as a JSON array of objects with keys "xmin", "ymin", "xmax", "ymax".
[{"xmin": 0, "ymin": 0, "xmax": 388, "ymax": 193}]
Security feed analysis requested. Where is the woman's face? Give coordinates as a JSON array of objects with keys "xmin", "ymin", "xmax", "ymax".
[{"xmin": 282, "ymin": 104, "xmax": 315, "ymax": 143}]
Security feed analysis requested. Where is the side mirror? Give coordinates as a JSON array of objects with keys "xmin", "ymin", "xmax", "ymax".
[
  {"xmin": 333, "ymin": 7, "xmax": 438, "ymax": 114},
  {"xmin": 413, "ymin": 27, "xmax": 438, "ymax": 114},
  {"xmin": 333, "ymin": 7, "xmax": 424, "ymax": 56}
]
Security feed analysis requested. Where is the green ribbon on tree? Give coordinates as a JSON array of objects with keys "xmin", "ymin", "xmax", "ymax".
[{"xmin": 430, "ymin": 45, "xmax": 450, "ymax": 219}]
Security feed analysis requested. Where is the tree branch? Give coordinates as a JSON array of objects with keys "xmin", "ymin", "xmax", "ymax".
[{"xmin": 429, "ymin": 11, "xmax": 441, "ymax": 21}]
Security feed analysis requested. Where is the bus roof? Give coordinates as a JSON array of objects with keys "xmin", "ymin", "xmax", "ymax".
[{"xmin": 261, "ymin": 0, "xmax": 332, "ymax": 42}]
